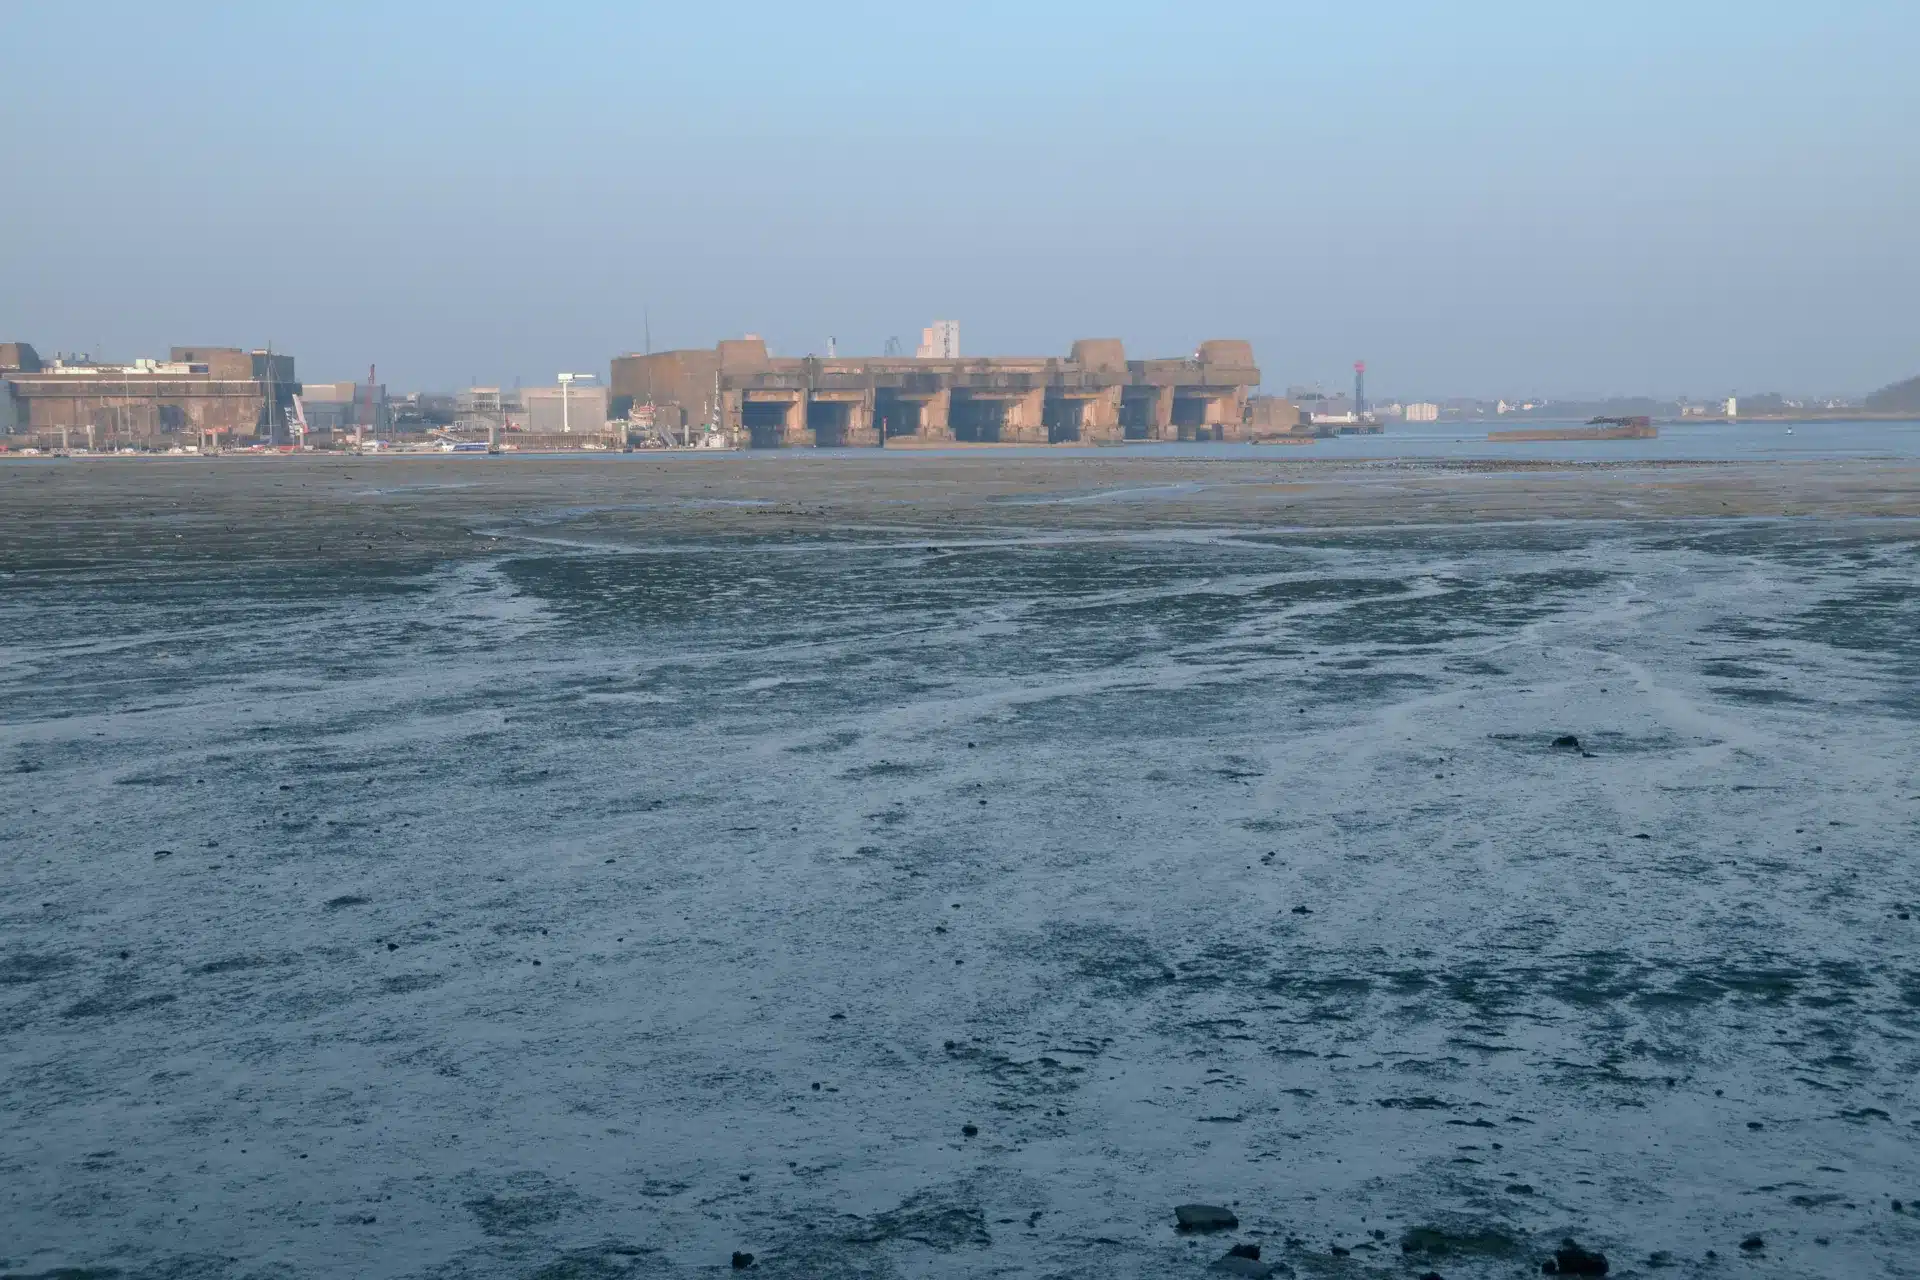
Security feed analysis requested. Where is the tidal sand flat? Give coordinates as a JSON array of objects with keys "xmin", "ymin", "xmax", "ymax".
[{"xmin": 2, "ymin": 457, "xmax": 1917, "ymax": 1278}]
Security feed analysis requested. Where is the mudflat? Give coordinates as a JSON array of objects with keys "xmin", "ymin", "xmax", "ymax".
[
  {"xmin": 2, "ymin": 454, "xmax": 1917, "ymax": 1279},
  {"xmin": 3, "ymin": 455, "xmax": 1919, "ymax": 566}
]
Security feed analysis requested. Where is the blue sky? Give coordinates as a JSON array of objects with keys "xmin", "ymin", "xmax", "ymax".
[{"xmin": 2, "ymin": 1, "xmax": 1914, "ymax": 397}]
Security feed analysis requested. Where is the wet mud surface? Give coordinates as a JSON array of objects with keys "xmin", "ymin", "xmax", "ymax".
[{"xmin": 2, "ymin": 459, "xmax": 1918, "ymax": 1277}]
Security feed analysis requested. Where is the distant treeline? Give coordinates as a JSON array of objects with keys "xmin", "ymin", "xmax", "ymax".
[{"xmin": 1866, "ymin": 374, "xmax": 1920, "ymax": 413}]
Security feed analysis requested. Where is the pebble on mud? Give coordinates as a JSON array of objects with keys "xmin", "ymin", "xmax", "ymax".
[
  {"xmin": 1551, "ymin": 735, "xmax": 1581, "ymax": 750},
  {"xmin": 1175, "ymin": 1204, "xmax": 1239, "ymax": 1231},
  {"xmin": 731, "ymin": 1250, "xmax": 755, "ymax": 1269},
  {"xmin": 1209, "ymin": 1251, "xmax": 1280, "ymax": 1277},
  {"xmin": 961, "ymin": 1123, "xmax": 978, "ymax": 1137},
  {"xmin": 1739, "ymin": 1235, "xmax": 1764, "ymax": 1252}
]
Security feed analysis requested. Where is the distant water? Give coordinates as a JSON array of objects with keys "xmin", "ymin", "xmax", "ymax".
[{"xmin": 840, "ymin": 418, "xmax": 1920, "ymax": 463}]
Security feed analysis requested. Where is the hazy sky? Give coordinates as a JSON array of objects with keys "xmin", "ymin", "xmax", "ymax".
[{"xmin": 2, "ymin": 1, "xmax": 1915, "ymax": 397}]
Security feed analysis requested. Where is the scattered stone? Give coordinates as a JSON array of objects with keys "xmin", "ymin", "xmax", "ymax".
[
  {"xmin": 961, "ymin": 1123, "xmax": 978, "ymax": 1137},
  {"xmin": 1634, "ymin": 833, "xmax": 1651, "ymax": 840},
  {"xmin": 1544, "ymin": 1238, "xmax": 1608, "ymax": 1274},
  {"xmin": 386, "ymin": 942, "xmax": 399, "ymax": 952},
  {"xmin": 1227, "ymin": 1243, "xmax": 1261, "ymax": 1260},
  {"xmin": 1739, "ymin": 1234, "xmax": 1764, "ymax": 1252},
  {"xmin": 1893, "ymin": 1199, "xmax": 1904, "ymax": 1212},
  {"xmin": 1746, "ymin": 1121, "xmax": 1763, "ymax": 1130},
  {"xmin": 829, "ymin": 1012, "xmax": 846, "ymax": 1021},
  {"xmin": 1418, "ymin": 1273, "xmax": 1444, "ymax": 1280},
  {"xmin": 810, "ymin": 1082, "xmax": 820, "ymax": 1091},
  {"xmin": 1290, "ymin": 905, "xmax": 1311, "ymax": 915},
  {"xmin": 1551, "ymin": 735, "xmax": 1581, "ymax": 750},
  {"xmin": 153, "ymin": 850, "xmax": 172, "ymax": 859},
  {"xmin": 325, "ymin": 894, "xmax": 370, "ymax": 910},
  {"xmin": 1209, "ymin": 1253, "xmax": 1282, "ymax": 1278},
  {"xmin": 1646, "ymin": 1252, "xmax": 1674, "ymax": 1268},
  {"xmin": 1505, "ymin": 1183, "xmax": 1535, "ymax": 1195},
  {"xmin": 1175, "ymin": 1203, "xmax": 1239, "ymax": 1232},
  {"xmin": 731, "ymin": 1250, "xmax": 755, "ymax": 1269}
]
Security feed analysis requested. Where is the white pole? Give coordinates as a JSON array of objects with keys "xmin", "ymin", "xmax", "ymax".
[{"xmin": 562, "ymin": 378, "xmax": 571, "ymax": 433}]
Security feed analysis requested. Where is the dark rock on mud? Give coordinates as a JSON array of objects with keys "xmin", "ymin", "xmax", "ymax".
[
  {"xmin": 731, "ymin": 1251, "xmax": 755, "ymax": 1269},
  {"xmin": 1176, "ymin": 1203, "xmax": 1239, "ymax": 1231},
  {"xmin": 325, "ymin": 894, "xmax": 370, "ymax": 910},
  {"xmin": 1227, "ymin": 1244, "xmax": 1260, "ymax": 1260},
  {"xmin": 1550, "ymin": 734, "xmax": 1580, "ymax": 749},
  {"xmin": 1210, "ymin": 1253, "xmax": 1284, "ymax": 1278},
  {"xmin": 961, "ymin": 1123, "xmax": 978, "ymax": 1137},
  {"xmin": 1400, "ymin": 1225, "xmax": 1521, "ymax": 1260},
  {"xmin": 1739, "ymin": 1234, "xmax": 1765, "ymax": 1252},
  {"xmin": 1543, "ymin": 1238, "xmax": 1609, "ymax": 1275}
]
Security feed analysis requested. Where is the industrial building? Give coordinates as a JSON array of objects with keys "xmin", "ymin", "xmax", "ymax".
[
  {"xmin": 521, "ymin": 380, "xmax": 609, "ymax": 435},
  {"xmin": 0, "ymin": 342, "xmax": 297, "ymax": 448},
  {"xmin": 611, "ymin": 338, "xmax": 1272, "ymax": 447},
  {"xmin": 299, "ymin": 380, "xmax": 389, "ymax": 436}
]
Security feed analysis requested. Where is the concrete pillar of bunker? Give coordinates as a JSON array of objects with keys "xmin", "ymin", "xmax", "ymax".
[
  {"xmin": 1001, "ymin": 387, "xmax": 1049, "ymax": 443},
  {"xmin": 845, "ymin": 389, "xmax": 880, "ymax": 447},
  {"xmin": 918, "ymin": 388, "xmax": 954, "ymax": 441},
  {"xmin": 782, "ymin": 394, "xmax": 812, "ymax": 447},
  {"xmin": 1151, "ymin": 386, "xmax": 1176, "ymax": 440},
  {"xmin": 1080, "ymin": 387, "xmax": 1124, "ymax": 443},
  {"xmin": 1214, "ymin": 388, "xmax": 1250, "ymax": 442}
]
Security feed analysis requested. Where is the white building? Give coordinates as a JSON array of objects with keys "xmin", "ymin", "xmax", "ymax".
[
  {"xmin": 1404, "ymin": 402, "xmax": 1440, "ymax": 422},
  {"xmin": 916, "ymin": 320, "xmax": 959, "ymax": 359}
]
